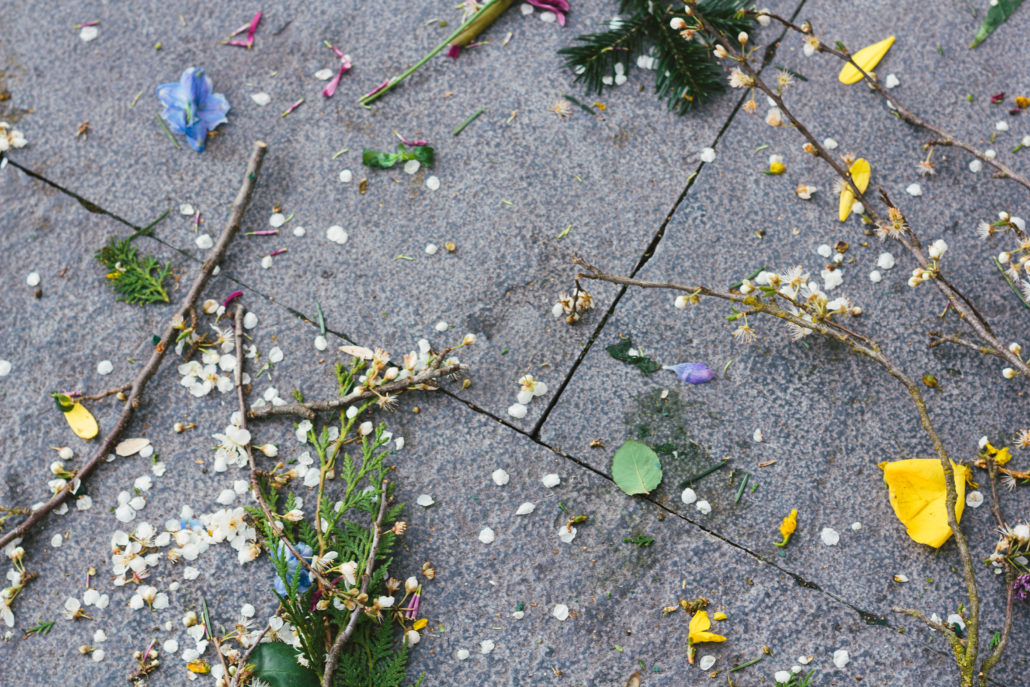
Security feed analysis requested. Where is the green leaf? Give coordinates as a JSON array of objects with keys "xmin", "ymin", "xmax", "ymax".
[
  {"xmin": 249, "ymin": 642, "xmax": 321, "ymax": 687},
  {"xmin": 606, "ymin": 337, "xmax": 661, "ymax": 375},
  {"xmin": 611, "ymin": 440, "xmax": 662, "ymax": 495},
  {"xmin": 362, "ymin": 149, "xmax": 402, "ymax": 168},
  {"xmin": 51, "ymin": 393, "xmax": 74, "ymax": 413},
  {"xmin": 970, "ymin": 0, "xmax": 1023, "ymax": 48},
  {"xmin": 405, "ymin": 144, "xmax": 435, "ymax": 166}
]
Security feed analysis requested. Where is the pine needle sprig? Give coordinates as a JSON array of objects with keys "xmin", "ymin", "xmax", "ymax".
[
  {"xmin": 94, "ymin": 236, "xmax": 173, "ymax": 305},
  {"xmin": 560, "ymin": 0, "xmax": 754, "ymax": 115}
]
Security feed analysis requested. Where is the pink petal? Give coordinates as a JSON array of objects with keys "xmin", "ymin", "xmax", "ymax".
[
  {"xmin": 321, "ymin": 62, "xmax": 351, "ymax": 98},
  {"xmin": 245, "ymin": 11, "xmax": 262, "ymax": 42},
  {"xmin": 446, "ymin": 44, "xmax": 462, "ymax": 59}
]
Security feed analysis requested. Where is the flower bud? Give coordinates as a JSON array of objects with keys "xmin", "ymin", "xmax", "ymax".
[
  {"xmin": 1003, "ymin": 367, "xmax": 1016, "ymax": 379},
  {"xmin": 58, "ymin": 446, "xmax": 74, "ymax": 460},
  {"xmin": 999, "ymin": 251, "xmax": 1011, "ymax": 264},
  {"xmin": 1009, "ymin": 342, "xmax": 1022, "ymax": 355},
  {"xmin": 737, "ymin": 31, "xmax": 749, "ymax": 45},
  {"xmin": 405, "ymin": 576, "xmax": 419, "ymax": 594},
  {"xmin": 462, "ymin": 333, "xmax": 477, "ymax": 346},
  {"xmin": 259, "ymin": 443, "xmax": 278, "ymax": 458},
  {"xmin": 670, "ymin": 17, "xmax": 686, "ymax": 30}
]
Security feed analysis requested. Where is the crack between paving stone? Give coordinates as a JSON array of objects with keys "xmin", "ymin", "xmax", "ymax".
[{"xmin": 527, "ymin": 19, "xmax": 799, "ymax": 441}]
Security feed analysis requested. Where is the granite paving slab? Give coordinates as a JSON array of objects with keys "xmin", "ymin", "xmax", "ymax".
[
  {"xmin": 1, "ymin": 0, "xmax": 802, "ymax": 431},
  {"xmin": 538, "ymin": 1, "xmax": 1030, "ymax": 682}
]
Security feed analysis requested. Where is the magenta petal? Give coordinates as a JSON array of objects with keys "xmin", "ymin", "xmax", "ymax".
[
  {"xmin": 446, "ymin": 44, "xmax": 462, "ymax": 59},
  {"xmin": 322, "ymin": 66, "xmax": 345, "ymax": 98},
  {"xmin": 221, "ymin": 290, "xmax": 243, "ymax": 308},
  {"xmin": 245, "ymin": 11, "xmax": 262, "ymax": 42}
]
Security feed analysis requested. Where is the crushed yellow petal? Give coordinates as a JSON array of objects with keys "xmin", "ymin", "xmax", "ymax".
[
  {"xmin": 984, "ymin": 442, "xmax": 1013, "ymax": 466},
  {"xmin": 768, "ymin": 161, "xmax": 786, "ymax": 175},
  {"xmin": 838, "ymin": 158, "xmax": 871, "ymax": 221},
  {"xmin": 838, "ymin": 36, "xmax": 895, "ymax": 84},
  {"xmin": 688, "ymin": 610, "xmax": 727, "ymax": 645},
  {"xmin": 186, "ymin": 660, "xmax": 210, "ymax": 674},
  {"xmin": 64, "ymin": 402, "xmax": 99, "ymax": 439},
  {"xmin": 1015, "ymin": 96, "xmax": 1030, "ymax": 109},
  {"xmin": 713, "ymin": 611, "xmax": 728, "ymax": 621},
  {"xmin": 412, "ymin": 618, "xmax": 428, "ymax": 631},
  {"xmin": 879, "ymin": 458, "xmax": 968, "ymax": 548},
  {"xmin": 780, "ymin": 509, "xmax": 798, "ymax": 538}
]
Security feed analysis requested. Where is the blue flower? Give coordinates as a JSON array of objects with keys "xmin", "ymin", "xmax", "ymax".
[
  {"xmin": 666, "ymin": 362, "xmax": 715, "ymax": 384},
  {"xmin": 273, "ymin": 541, "xmax": 314, "ymax": 596},
  {"xmin": 156, "ymin": 68, "xmax": 230, "ymax": 152}
]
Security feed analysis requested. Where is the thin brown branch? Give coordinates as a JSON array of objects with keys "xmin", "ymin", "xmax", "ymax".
[
  {"xmin": 232, "ymin": 307, "xmax": 333, "ymax": 591},
  {"xmin": 0, "ymin": 140, "xmax": 268, "ymax": 552},
  {"xmin": 249, "ymin": 363, "xmax": 463, "ymax": 421},
  {"xmin": 893, "ymin": 606, "xmax": 967, "ymax": 656},
  {"xmin": 71, "ymin": 383, "xmax": 132, "ymax": 402},
  {"xmin": 322, "ymin": 479, "xmax": 390, "ymax": 687},
  {"xmin": 229, "ymin": 623, "xmax": 271, "ymax": 687},
  {"xmin": 928, "ymin": 332, "xmax": 1006, "ymax": 359}
]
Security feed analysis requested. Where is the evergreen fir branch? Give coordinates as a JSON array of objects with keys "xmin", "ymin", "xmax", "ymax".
[
  {"xmin": 94, "ymin": 236, "xmax": 172, "ymax": 305},
  {"xmin": 560, "ymin": 0, "xmax": 755, "ymax": 115}
]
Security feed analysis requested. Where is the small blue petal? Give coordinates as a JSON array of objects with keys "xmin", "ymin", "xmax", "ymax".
[
  {"xmin": 669, "ymin": 362, "xmax": 715, "ymax": 384},
  {"xmin": 157, "ymin": 67, "xmax": 230, "ymax": 152},
  {"xmin": 273, "ymin": 576, "xmax": 287, "ymax": 596},
  {"xmin": 156, "ymin": 82, "xmax": 184, "ymax": 109},
  {"xmin": 196, "ymin": 93, "xmax": 230, "ymax": 128},
  {"xmin": 183, "ymin": 122, "xmax": 208, "ymax": 151},
  {"xmin": 160, "ymin": 106, "xmax": 188, "ymax": 136}
]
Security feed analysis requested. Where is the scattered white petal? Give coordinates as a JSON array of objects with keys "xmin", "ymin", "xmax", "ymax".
[
  {"xmin": 752, "ymin": 428, "xmax": 764, "ymax": 442},
  {"xmin": 876, "ymin": 252, "xmax": 896, "ymax": 270},
  {"xmin": 817, "ymin": 243, "xmax": 833, "ymax": 258},
  {"xmin": 558, "ymin": 524, "xmax": 577, "ymax": 543},
  {"xmin": 699, "ymin": 655, "xmax": 716, "ymax": 670},
  {"xmin": 269, "ymin": 212, "xmax": 286, "ymax": 228},
  {"xmin": 243, "ymin": 312, "xmax": 258, "ymax": 329},
  {"xmin": 50, "ymin": 534, "xmax": 63, "ymax": 548},
  {"xmin": 966, "ymin": 490, "xmax": 984, "ymax": 508},
  {"xmin": 823, "ymin": 137, "xmax": 838, "ymax": 150},
  {"xmin": 456, "ymin": 649, "xmax": 470, "ymax": 660},
  {"xmin": 478, "ymin": 527, "xmax": 496, "ymax": 544},
  {"xmin": 403, "ymin": 159, "xmax": 421, "ymax": 175},
  {"xmin": 520, "ymin": 3, "xmax": 534, "ymax": 15},
  {"xmin": 491, "ymin": 469, "xmax": 510, "ymax": 486},
  {"xmin": 251, "ymin": 92, "xmax": 271, "ymax": 106},
  {"xmin": 339, "ymin": 169, "xmax": 353, "ymax": 183},
  {"xmin": 884, "ymin": 73, "xmax": 899, "ymax": 89},
  {"xmin": 195, "ymin": 234, "xmax": 214, "ymax": 250},
  {"xmin": 314, "ymin": 335, "xmax": 328, "ymax": 351},
  {"xmin": 775, "ymin": 671, "xmax": 792, "ymax": 683},
  {"xmin": 552, "ymin": 603, "xmax": 570, "ymax": 621},
  {"xmin": 996, "ymin": 120, "xmax": 1010, "ymax": 132},
  {"xmin": 680, "ymin": 488, "xmax": 697, "ymax": 505},
  {"xmin": 426, "ymin": 175, "xmax": 440, "ymax": 191},
  {"xmin": 515, "ymin": 502, "xmax": 535, "ymax": 516},
  {"xmin": 179, "ymin": 204, "xmax": 195, "ymax": 216},
  {"xmin": 695, "ymin": 500, "xmax": 712, "ymax": 515},
  {"xmin": 327, "ymin": 225, "xmax": 348, "ymax": 244},
  {"xmin": 26, "ymin": 272, "xmax": 40, "ymax": 287},
  {"xmin": 0, "ymin": 360, "xmax": 10, "ymax": 377},
  {"xmin": 416, "ymin": 494, "xmax": 435, "ymax": 507},
  {"xmin": 425, "ymin": 243, "xmax": 438, "ymax": 255},
  {"xmin": 261, "ymin": 255, "xmax": 273, "ymax": 269},
  {"xmin": 434, "ymin": 320, "xmax": 449, "ymax": 332},
  {"xmin": 894, "ymin": 574, "xmax": 909, "ymax": 583},
  {"xmin": 539, "ymin": 10, "xmax": 557, "ymax": 22},
  {"xmin": 507, "ymin": 403, "xmax": 528, "ymax": 419},
  {"xmin": 315, "ymin": 69, "xmax": 335, "ymax": 80},
  {"xmin": 869, "ymin": 270, "xmax": 882, "ymax": 283},
  {"xmin": 293, "ymin": 225, "xmax": 306, "ymax": 237},
  {"xmin": 97, "ymin": 360, "xmax": 113, "ymax": 376},
  {"xmin": 268, "ymin": 347, "xmax": 284, "ymax": 363},
  {"xmin": 541, "ymin": 473, "xmax": 561, "ymax": 488},
  {"xmin": 163, "ymin": 639, "xmax": 179, "ymax": 653},
  {"xmin": 832, "ymin": 649, "xmax": 850, "ymax": 669},
  {"xmin": 480, "ymin": 639, "xmax": 496, "ymax": 654},
  {"xmin": 906, "ymin": 183, "xmax": 923, "ymax": 197},
  {"xmin": 820, "ymin": 527, "xmax": 841, "ymax": 546},
  {"xmin": 80, "ymin": 26, "xmax": 99, "ymax": 42},
  {"xmin": 969, "ymin": 159, "xmax": 983, "ymax": 173},
  {"xmin": 699, "ymin": 147, "xmax": 716, "ymax": 163}
]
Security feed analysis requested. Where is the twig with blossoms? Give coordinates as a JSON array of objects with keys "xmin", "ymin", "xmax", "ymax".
[
  {"xmin": 321, "ymin": 479, "xmax": 390, "ymax": 687},
  {"xmin": 753, "ymin": 9, "xmax": 1030, "ymax": 193},
  {"xmin": 232, "ymin": 307, "xmax": 334, "ymax": 592},
  {"xmin": 0, "ymin": 140, "xmax": 268, "ymax": 552},
  {"xmin": 686, "ymin": 2, "xmax": 1030, "ymax": 381},
  {"xmin": 574, "ymin": 256, "xmax": 987, "ymax": 683}
]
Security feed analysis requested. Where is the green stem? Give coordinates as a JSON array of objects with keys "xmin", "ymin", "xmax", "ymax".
[{"xmin": 359, "ymin": 0, "xmax": 513, "ymax": 106}]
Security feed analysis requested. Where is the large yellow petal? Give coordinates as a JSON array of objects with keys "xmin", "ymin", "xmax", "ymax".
[
  {"xmin": 879, "ymin": 458, "xmax": 967, "ymax": 548},
  {"xmin": 838, "ymin": 158, "xmax": 871, "ymax": 221},
  {"xmin": 838, "ymin": 36, "xmax": 895, "ymax": 84},
  {"xmin": 64, "ymin": 402, "xmax": 99, "ymax": 439},
  {"xmin": 687, "ymin": 610, "xmax": 726, "ymax": 644},
  {"xmin": 692, "ymin": 630, "xmax": 727, "ymax": 644}
]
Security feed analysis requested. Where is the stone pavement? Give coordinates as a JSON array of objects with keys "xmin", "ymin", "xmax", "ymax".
[{"xmin": 1, "ymin": 0, "xmax": 1028, "ymax": 685}]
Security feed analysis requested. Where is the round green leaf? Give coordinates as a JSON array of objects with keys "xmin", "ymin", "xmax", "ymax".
[
  {"xmin": 611, "ymin": 440, "xmax": 662, "ymax": 495},
  {"xmin": 248, "ymin": 642, "xmax": 321, "ymax": 687}
]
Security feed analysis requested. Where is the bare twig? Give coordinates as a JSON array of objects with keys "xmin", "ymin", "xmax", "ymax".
[
  {"xmin": 893, "ymin": 606, "xmax": 967, "ymax": 657},
  {"xmin": 232, "ymin": 307, "xmax": 333, "ymax": 591},
  {"xmin": 249, "ymin": 363, "xmax": 463, "ymax": 420},
  {"xmin": 0, "ymin": 140, "xmax": 268, "ymax": 552},
  {"xmin": 928, "ymin": 332, "xmax": 1006, "ymax": 359},
  {"xmin": 322, "ymin": 478, "xmax": 390, "ymax": 687},
  {"xmin": 70, "ymin": 383, "xmax": 132, "ymax": 402},
  {"xmin": 229, "ymin": 623, "xmax": 271, "ymax": 687}
]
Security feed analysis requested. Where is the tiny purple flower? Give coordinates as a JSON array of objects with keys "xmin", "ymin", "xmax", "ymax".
[
  {"xmin": 1014, "ymin": 573, "xmax": 1030, "ymax": 601},
  {"xmin": 156, "ymin": 68, "xmax": 230, "ymax": 152},
  {"xmin": 666, "ymin": 362, "xmax": 715, "ymax": 384}
]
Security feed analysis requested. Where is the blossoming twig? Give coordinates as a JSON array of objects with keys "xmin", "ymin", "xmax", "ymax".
[
  {"xmin": 0, "ymin": 141, "xmax": 268, "ymax": 552},
  {"xmin": 322, "ymin": 478, "xmax": 390, "ymax": 687},
  {"xmin": 689, "ymin": 4, "xmax": 1030, "ymax": 381},
  {"xmin": 575, "ymin": 256, "xmax": 982, "ymax": 677},
  {"xmin": 248, "ymin": 363, "xmax": 464, "ymax": 420},
  {"xmin": 756, "ymin": 10, "xmax": 1030, "ymax": 193},
  {"xmin": 231, "ymin": 307, "xmax": 334, "ymax": 592}
]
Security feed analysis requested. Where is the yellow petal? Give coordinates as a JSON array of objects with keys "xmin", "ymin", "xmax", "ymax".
[
  {"xmin": 186, "ymin": 660, "xmax": 210, "ymax": 674},
  {"xmin": 780, "ymin": 509, "xmax": 798, "ymax": 537},
  {"xmin": 879, "ymin": 458, "xmax": 967, "ymax": 548},
  {"xmin": 688, "ymin": 610, "xmax": 711, "ymax": 636},
  {"xmin": 769, "ymin": 161, "xmax": 786, "ymax": 175},
  {"xmin": 413, "ymin": 618, "xmax": 428, "ymax": 631},
  {"xmin": 692, "ymin": 630, "xmax": 727, "ymax": 644},
  {"xmin": 64, "ymin": 402, "xmax": 99, "ymax": 439},
  {"xmin": 713, "ymin": 611, "xmax": 728, "ymax": 621},
  {"xmin": 838, "ymin": 158, "xmax": 871, "ymax": 221},
  {"xmin": 838, "ymin": 36, "xmax": 895, "ymax": 84},
  {"xmin": 995, "ymin": 447, "xmax": 1012, "ymax": 466}
]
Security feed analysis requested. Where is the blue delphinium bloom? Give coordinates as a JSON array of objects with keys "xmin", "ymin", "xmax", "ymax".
[
  {"xmin": 665, "ymin": 362, "xmax": 715, "ymax": 384},
  {"xmin": 156, "ymin": 68, "xmax": 230, "ymax": 152},
  {"xmin": 273, "ymin": 541, "xmax": 314, "ymax": 596}
]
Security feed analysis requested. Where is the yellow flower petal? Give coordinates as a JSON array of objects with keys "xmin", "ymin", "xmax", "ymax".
[
  {"xmin": 413, "ymin": 618, "xmax": 428, "ymax": 631},
  {"xmin": 64, "ymin": 402, "xmax": 99, "ymax": 439},
  {"xmin": 688, "ymin": 610, "xmax": 727, "ymax": 644},
  {"xmin": 994, "ymin": 447, "xmax": 1012, "ymax": 466},
  {"xmin": 879, "ymin": 458, "xmax": 968, "ymax": 548},
  {"xmin": 769, "ymin": 161, "xmax": 786, "ymax": 175},
  {"xmin": 780, "ymin": 509, "xmax": 798, "ymax": 538},
  {"xmin": 838, "ymin": 158, "xmax": 871, "ymax": 221},
  {"xmin": 186, "ymin": 660, "xmax": 210, "ymax": 674},
  {"xmin": 838, "ymin": 36, "xmax": 895, "ymax": 84},
  {"xmin": 713, "ymin": 611, "xmax": 728, "ymax": 621}
]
